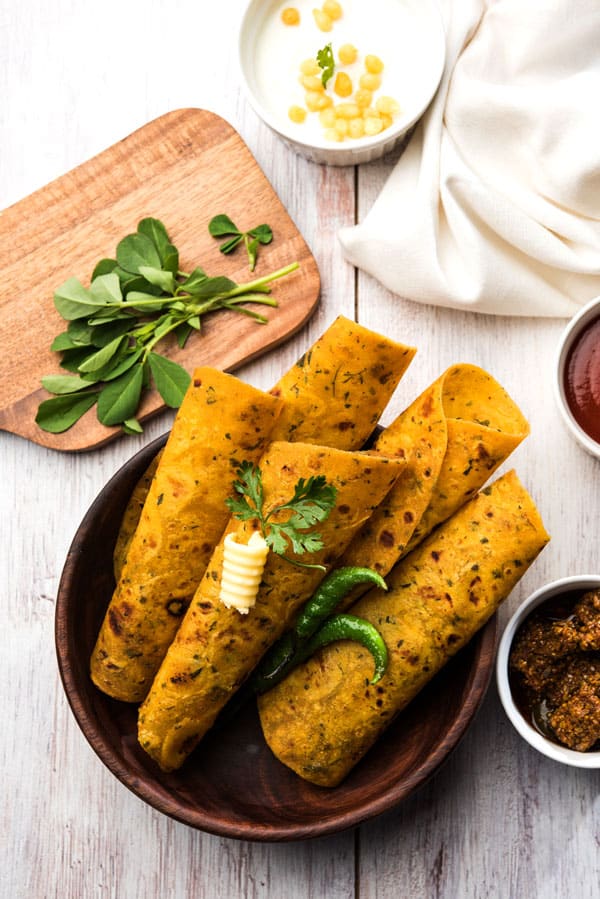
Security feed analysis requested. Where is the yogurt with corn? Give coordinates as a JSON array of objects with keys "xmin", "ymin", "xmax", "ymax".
[{"xmin": 248, "ymin": 0, "xmax": 429, "ymax": 146}]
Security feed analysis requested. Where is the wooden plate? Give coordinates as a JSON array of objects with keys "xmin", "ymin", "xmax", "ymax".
[
  {"xmin": 0, "ymin": 109, "xmax": 320, "ymax": 452},
  {"xmin": 55, "ymin": 434, "xmax": 498, "ymax": 841}
]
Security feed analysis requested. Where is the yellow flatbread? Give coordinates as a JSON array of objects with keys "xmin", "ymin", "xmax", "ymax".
[
  {"xmin": 90, "ymin": 368, "xmax": 283, "ymax": 703},
  {"xmin": 258, "ymin": 470, "xmax": 549, "ymax": 787},
  {"xmin": 138, "ymin": 440, "xmax": 403, "ymax": 772}
]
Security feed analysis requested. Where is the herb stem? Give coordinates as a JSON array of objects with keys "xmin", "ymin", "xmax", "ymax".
[{"xmin": 224, "ymin": 262, "xmax": 300, "ymax": 298}]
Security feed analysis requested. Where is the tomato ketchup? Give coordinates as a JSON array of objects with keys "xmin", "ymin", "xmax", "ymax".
[{"xmin": 564, "ymin": 315, "xmax": 600, "ymax": 444}]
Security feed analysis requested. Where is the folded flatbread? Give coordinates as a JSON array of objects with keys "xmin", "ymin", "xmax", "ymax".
[
  {"xmin": 258, "ymin": 470, "xmax": 549, "ymax": 787},
  {"xmin": 90, "ymin": 368, "xmax": 283, "ymax": 703},
  {"xmin": 138, "ymin": 440, "xmax": 403, "ymax": 772}
]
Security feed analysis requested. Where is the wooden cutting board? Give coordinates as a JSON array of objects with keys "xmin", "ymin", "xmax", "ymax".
[{"xmin": 0, "ymin": 108, "xmax": 320, "ymax": 452}]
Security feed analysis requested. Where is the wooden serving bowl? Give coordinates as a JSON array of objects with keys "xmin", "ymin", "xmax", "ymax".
[{"xmin": 55, "ymin": 434, "xmax": 498, "ymax": 841}]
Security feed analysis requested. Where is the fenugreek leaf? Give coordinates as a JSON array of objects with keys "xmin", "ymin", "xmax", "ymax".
[
  {"xmin": 148, "ymin": 353, "xmax": 191, "ymax": 408},
  {"xmin": 191, "ymin": 275, "xmax": 238, "ymax": 298},
  {"xmin": 85, "ymin": 347, "xmax": 143, "ymax": 383},
  {"xmin": 116, "ymin": 232, "xmax": 162, "ymax": 275},
  {"xmin": 67, "ymin": 320, "xmax": 96, "ymax": 345},
  {"xmin": 219, "ymin": 234, "xmax": 244, "ymax": 255},
  {"xmin": 89, "ymin": 272, "xmax": 123, "ymax": 304},
  {"xmin": 89, "ymin": 318, "xmax": 135, "ymax": 348},
  {"xmin": 59, "ymin": 347, "xmax": 97, "ymax": 373},
  {"xmin": 138, "ymin": 265, "xmax": 176, "ymax": 293},
  {"xmin": 54, "ymin": 278, "xmax": 111, "ymax": 321},
  {"xmin": 92, "ymin": 258, "xmax": 118, "ymax": 280},
  {"xmin": 246, "ymin": 236, "xmax": 259, "ymax": 271},
  {"xmin": 35, "ymin": 391, "xmax": 99, "ymax": 433},
  {"xmin": 51, "ymin": 332, "xmax": 81, "ymax": 352},
  {"xmin": 175, "ymin": 322, "xmax": 194, "ymax": 348},
  {"xmin": 96, "ymin": 364, "xmax": 144, "ymax": 426},
  {"xmin": 77, "ymin": 335, "xmax": 127, "ymax": 373},
  {"xmin": 208, "ymin": 214, "xmax": 240, "ymax": 238},
  {"xmin": 122, "ymin": 417, "xmax": 143, "ymax": 435},
  {"xmin": 41, "ymin": 374, "xmax": 97, "ymax": 395},
  {"xmin": 137, "ymin": 218, "xmax": 179, "ymax": 274},
  {"xmin": 248, "ymin": 224, "xmax": 273, "ymax": 245},
  {"xmin": 179, "ymin": 267, "xmax": 208, "ymax": 292}
]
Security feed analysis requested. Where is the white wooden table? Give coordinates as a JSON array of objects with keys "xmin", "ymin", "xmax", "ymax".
[{"xmin": 2, "ymin": 3, "xmax": 599, "ymax": 897}]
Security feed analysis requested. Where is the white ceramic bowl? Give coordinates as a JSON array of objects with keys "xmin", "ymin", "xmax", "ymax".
[
  {"xmin": 496, "ymin": 575, "xmax": 600, "ymax": 768},
  {"xmin": 238, "ymin": 0, "xmax": 446, "ymax": 166},
  {"xmin": 554, "ymin": 295, "xmax": 600, "ymax": 460}
]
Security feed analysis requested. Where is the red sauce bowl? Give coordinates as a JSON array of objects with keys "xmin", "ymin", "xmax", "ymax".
[{"xmin": 554, "ymin": 296, "xmax": 600, "ymax": 460}]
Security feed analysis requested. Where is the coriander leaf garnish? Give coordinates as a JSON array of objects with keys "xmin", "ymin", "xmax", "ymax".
[
  {"xmin": 208, "ymin": 214, "xmax": 273, "ymax": 271},
  {"xmin": 225, "ymin": 462, "xmax": 337, "ymax": 570},
  {"xmin": 316, "ymin": 42, "xmax": 335, "ymax": 88},
  {"xmin": 36, "ymin": 217, "xmax": 299, "ymax": 436}
]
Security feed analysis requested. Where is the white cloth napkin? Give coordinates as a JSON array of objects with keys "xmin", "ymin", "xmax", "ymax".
[{"xmin": 339, "ymin": 0, "xmax": 600, "ymax": 317}]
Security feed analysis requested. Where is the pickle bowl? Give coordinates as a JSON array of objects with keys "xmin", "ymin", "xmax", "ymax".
[
  {"xmin": 238, "ymin": 0, "xmax": 446, "ymax": 166},
  {"xmin": 496, "ymin": 575, "xmax": 600, "ymax": 769},
  {"xmin": 56, "ymin": 431, "xmax": 499, "ymax": 841},
  {"xmin": 553, "ymin": 294, "xmax": 600, "ymax": 461}
]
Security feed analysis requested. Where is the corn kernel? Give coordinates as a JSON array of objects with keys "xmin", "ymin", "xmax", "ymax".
[
  {"xmin": 288, "ymin": 105, "xmax": 307, "ymax": 124},
  {"xmin": 365, "ymin": 54, "xmax": 384, "ymax": 74},
  {"xmin": 281, "ymin": 7, "xmax": 300, "ymax": 25},
  {"xmin": 359, "ymin": 72, "xmax": 382, "ymax": 91},
  {"xmin": 313, "ymin": 8, "xmax": 333, "ymax": 31},
  {"xmin": 323, "ymin": 127, "xmax": 344, "ymax": 142},
  {"xmin": 301, "ymin": 74, "xmax": 325, "ymax": 92},
  {"xmin": 338, "ymin": 43, "xmax": 358, "ymax": 65},
  {"xmin": 348, "ymin": 117, "xmax": 365, "ymax": 139},
  {"xmin": 334, "ymin": 71, "xmax": 353, "ymax": 97},
  {"xmin": 319, "ymin": 107, "xmax": 336, "ymax": 128},
  {"xmin": 376, "ymin": 95, "xmax": 400, "ymax": 116},
  {"xmin": 322, "ymin": 0, "xmax": 343, "ymax": 20},
  {"xmin": 334, "ymin": 117, "xmax": 349, "ymax": 136},
  {"xmin": 335, "ymin": 102, "xmax": 360, "ymax": 119},
  {"xmin": 354, "ymin": 88, "xmax": 373, "ymax": 108},
  {"xmin": 364, "ymin": 116, "xmax": 383, "ymax": 136},
  {"xmin": 361, "ymin": 105, "xmax": 377, "ymax": 119},
  {"xmin": 305, "ymin": 91, "xmax": 332, "ymax": 111},
  {"xmin": 300, "ymin": 58, "xmax": 321, "ymax": 76},
  {"xmin": 379, "ymin": 113, "xmax": 393, "ymax": 130}
]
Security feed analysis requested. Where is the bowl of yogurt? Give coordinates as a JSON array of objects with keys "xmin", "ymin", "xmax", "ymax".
[{"xmin": 239, "ymin": 0, "xmax": 446, "ymax": 166}]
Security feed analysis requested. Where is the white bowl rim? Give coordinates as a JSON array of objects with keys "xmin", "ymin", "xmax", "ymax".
[
  {"xmin": 553, "ymin": 294, "xmax": 600, "ymax": 460},
  {"xmin": 237, "ymin": 0, "xmax": 446, "ymax": 156},
  {"xmin": 496, "ymin": 574, "xmax": 600, "ymax": 768}
]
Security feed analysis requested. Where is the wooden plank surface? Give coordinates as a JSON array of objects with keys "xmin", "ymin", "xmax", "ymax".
[
  {"xmin": 0, "ymin": 108, "xmax": 319, "ymax": 451},
  {"xmin": 2, "ymin": 2, "xmax": 599, "ymax": 898}
]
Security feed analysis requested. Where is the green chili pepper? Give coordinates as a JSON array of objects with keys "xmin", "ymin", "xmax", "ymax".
[
  {"xmin": 216, "ymin": 567, "xmax": 390, "ymax": 726},
  {"xmin": 250, "ymin": 566, "xmax": 387, "ymax": 692},
  {"xmin": 295, "ymin": 566, "xmax": 387, "ymax": 639},
  {"xmin": 291, "ymin": 613, "xmax": 389, "ymax": 685}
]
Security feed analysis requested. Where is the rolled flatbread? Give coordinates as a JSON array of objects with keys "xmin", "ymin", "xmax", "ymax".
[
  {"xmin": 339, "ymin": 363, "xmax": 530, "ymax": 579},
  {"xmin": 138, "ymin": 440, "xmax": 403, "ymax": 772},
  {"xmin": 258, "ymin": 470, "xmax": 550, "ymax": 787},
  {"xmin": 90, "ymin": 368, "xmax": 283, "ymax": 703}
]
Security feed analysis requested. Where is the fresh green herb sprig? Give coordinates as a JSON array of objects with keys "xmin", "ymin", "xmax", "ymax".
[
  {"xmin": 225, "ymin": 461, "xmax": 337, "ymax": 570},
  {"xmin": 36, "ymin": 217, "xmax": 298, "ymax": 435},
  {"xmin": 317, "ymin": 42, "xmax": 335, "ymax": 88},
  {"xmin": 208, "ymin": 214, "xmax": 273, "ymax": 271}
]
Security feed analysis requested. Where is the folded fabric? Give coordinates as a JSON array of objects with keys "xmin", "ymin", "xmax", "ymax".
[{"xmin": 339, "ymin": 0, "xmax": 600, "ymax": 317}]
